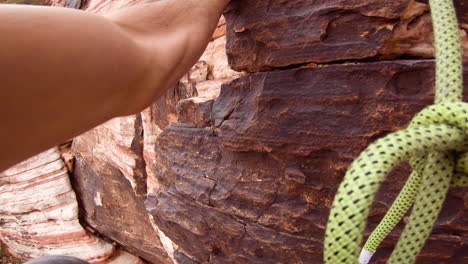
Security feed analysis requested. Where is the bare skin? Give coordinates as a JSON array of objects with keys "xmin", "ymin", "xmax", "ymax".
[{"xmin": 0, "ymin": 0, "xmax": 230, "ymax": 172}]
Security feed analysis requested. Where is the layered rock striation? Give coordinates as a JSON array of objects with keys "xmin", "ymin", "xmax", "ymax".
[{"xmin": 0, "ymin": 148, "xmax": 143, "ymax": 263}]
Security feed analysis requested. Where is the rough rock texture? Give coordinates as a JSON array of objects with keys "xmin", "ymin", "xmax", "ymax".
[
  {"xmin": 145, "ymin": 61, "xmax": 468, "ymax": 264},
  {"xmin": 83, "ymin": 0, "xmax": 142, "ymax": 14},
  {"xmin": 0, "ymin": 0, "xmax": 48, "ymax": 5},
  {"xmin": 225, "ymin": 0, "xmax": 468, "ymax": 72},
  {"xmin": 48, "ymin": 0, "xmax": 82, "ymax": 9},
  {"xmin": 71, "ymin": 23, "xmax": 240, "ymax": 263},
  {"xmin": 71, "ymin": 115, "xmax": 174, "ymax": 264},
  {"xmin": 0, "ymin": 148, "xmax": 143, "ymax": 264},
  {"xmin": 70, "ymin": 2, "xmax": 241, "ymax": 263},
  {"xmin": 1, "ymin": 0, "xmax": 467, "ymax": 264},
  {"xmin": 0, "ymin": 0, "xmax": 80, "ymax": 8},
  {"xmin": 66, "ymin": 0, "xmax": 468, "ymax": 263}
]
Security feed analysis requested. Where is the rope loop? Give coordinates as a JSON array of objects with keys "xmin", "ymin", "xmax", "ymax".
[
  {"xmin": 324, "ymin": 0, "xmax": 465, "ymax": 263},
  {"xmin": 323, "ymin": 106, "xmax": 467, "ymax": 264}
]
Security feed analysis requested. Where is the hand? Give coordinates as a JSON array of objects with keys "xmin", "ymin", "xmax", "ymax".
[{"xmin": 106, "ymin": 0, "xmax": 230, "ymax": 115}]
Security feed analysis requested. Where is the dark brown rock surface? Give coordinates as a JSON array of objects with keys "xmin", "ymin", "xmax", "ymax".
[
  {"xmin": 225, "ymin": 0, "xmax": 468, "ymax": 72},
  {"xmin": 61, "ymin": 0, "xmax": 468, "ymax": 264},
  {"xmin": 145, "ymin": 61, "xmax": 468, "ymax": 263}
]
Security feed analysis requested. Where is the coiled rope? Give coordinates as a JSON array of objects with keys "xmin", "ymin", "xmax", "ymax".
[{"xmin": 323, "ymin": 0, "xmax": 467, "ymax": 263}]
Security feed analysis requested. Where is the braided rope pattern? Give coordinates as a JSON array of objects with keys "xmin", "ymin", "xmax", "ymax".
[{"xmin": 323, "ymin": 0, "xmax": 466, "ymax": 263}]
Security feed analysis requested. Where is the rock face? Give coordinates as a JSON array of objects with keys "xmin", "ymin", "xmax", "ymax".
[
  {"xmin": 69, "ymin": 2, "xmax": 241, "ymax": 263},
  {"xmin": 71, "ymin": 115, "xmax": 174, "ymax": 264},
  {"xmin": 1, "ymin": 0, "xmax": 467, "ymax": 264},
  {"xmin": 0, "ymin": 0, "xmax": 81, "ymax": 8},
  {"xmin": 145, "ymin": 61, "xmax": 468, "ymax": 264},
  {"xmin": 0, "ymin": 148, "xmax": 143, "ymax": 264},
  {"xmin": 225, "ymin": 0, "xmax": 468, "ymax": 72},
  {"xmin": 71, "ymin": 0, "xmax": 466, "ymax": 263}
]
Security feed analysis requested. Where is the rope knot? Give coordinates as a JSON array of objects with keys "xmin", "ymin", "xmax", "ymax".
[
  {"xmin": 409, "ymin": 102, "xmax": 468, "ymax": 186},
  {"xmin": 409, "ymin": 102, "xmax": 468, "ymax": 137}
]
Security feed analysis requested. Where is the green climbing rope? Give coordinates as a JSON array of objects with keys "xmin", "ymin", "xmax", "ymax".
[{"xmin": 323, "ymin": 0, "xmax": 467, "ymax": 263}]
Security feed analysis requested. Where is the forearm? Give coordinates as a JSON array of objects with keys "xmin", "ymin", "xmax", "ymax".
[
  {"xmin": 0, "ymin": 0, "xmax": 228, "ymax": 171},
  {"xmin": 0, "ymin": 5, "xmax": 150, "ymax": 171}
]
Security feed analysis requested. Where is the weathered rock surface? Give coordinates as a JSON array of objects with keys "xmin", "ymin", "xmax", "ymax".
[
  {"xmin": 0, "ymin": 0, "xmax": 80, "ymax": 8},
  {"xmin": 145, "ymin": 61, "xmax": 468, "ymax": 264},
  {"xmin": 48, "ymin": 0, "xmax": 81, "ymax": 8},
  {"xmin": 225, "ymin": 0, "xmax": 468, "ymax": 72},
  {"xmin": 82, "ymin": 0, "xmax": 140, "ymax": 14},
  {"xmin": 2, "ymin": 0, "xmax": 467, "ymax": 263},
  {"xmin": 0, "ymin": 0, "xmax": 48, "ymax": 5},
  {"xmin": 70, "ymin": 4, "xmax": 239, "ymax": 263},
  {"xmin": 71, "ymin": 115, "xmax": 174, "ymax": 264},
  {"xmin": 69, "ymin": 1, "xmax": 468, "ymax": 263},
  {"xmin": 0, "ymin": 148, "xmax": 143, "ymax": 264}
]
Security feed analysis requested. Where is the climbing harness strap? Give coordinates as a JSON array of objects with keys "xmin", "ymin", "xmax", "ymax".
[{"xmin": 323, "ymin": 0, "xmax": 467, "ymax": 263}]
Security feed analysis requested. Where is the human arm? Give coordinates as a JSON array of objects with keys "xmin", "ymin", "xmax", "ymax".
[{"xmin": 0, "ymin": 0, "xmax": 229, "ymax": 171}]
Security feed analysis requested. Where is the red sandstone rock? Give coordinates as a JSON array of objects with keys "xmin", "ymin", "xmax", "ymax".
[
  {"xmin": 145, "ymin": 61, "xmax": 467, "ymax": 263},
  {"xmin": 71, "ymin": 44, "xmax": 237, "ymax": 263},
  {"xmin": 69, "ymin": 1, "xmax": 240, "ymax": 262},
  {"xmin": 0, "ymin": 0, "xmax": 81, "ymax": 8},
  {"xmin": 83, "ymin": 0, "xmax": 141, "ymax": 14},
  {"xmin": 2, "ymin": 0, "xmax": 467, "ymax": 264},
  {"xmin": 71, "ymin": 115, "xmax": 173, "ymax": 264},
  {"xmin": 72, "ymin": 1, "xmax": 468, "ymax": 263},
  {"xmin": 212, "ymin": 16, "xmax": 227, "ymax": 40},
  {"xmin": 48, "ymin": 0, "xmax": 81, "ymax": 8},
  {"xmin": 0, "ymin": 148, "xmax": 142, "ymax": 264},
  {"xmin": 225, "ymin": 0, "xmax": 468, "ymax": 72}
]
